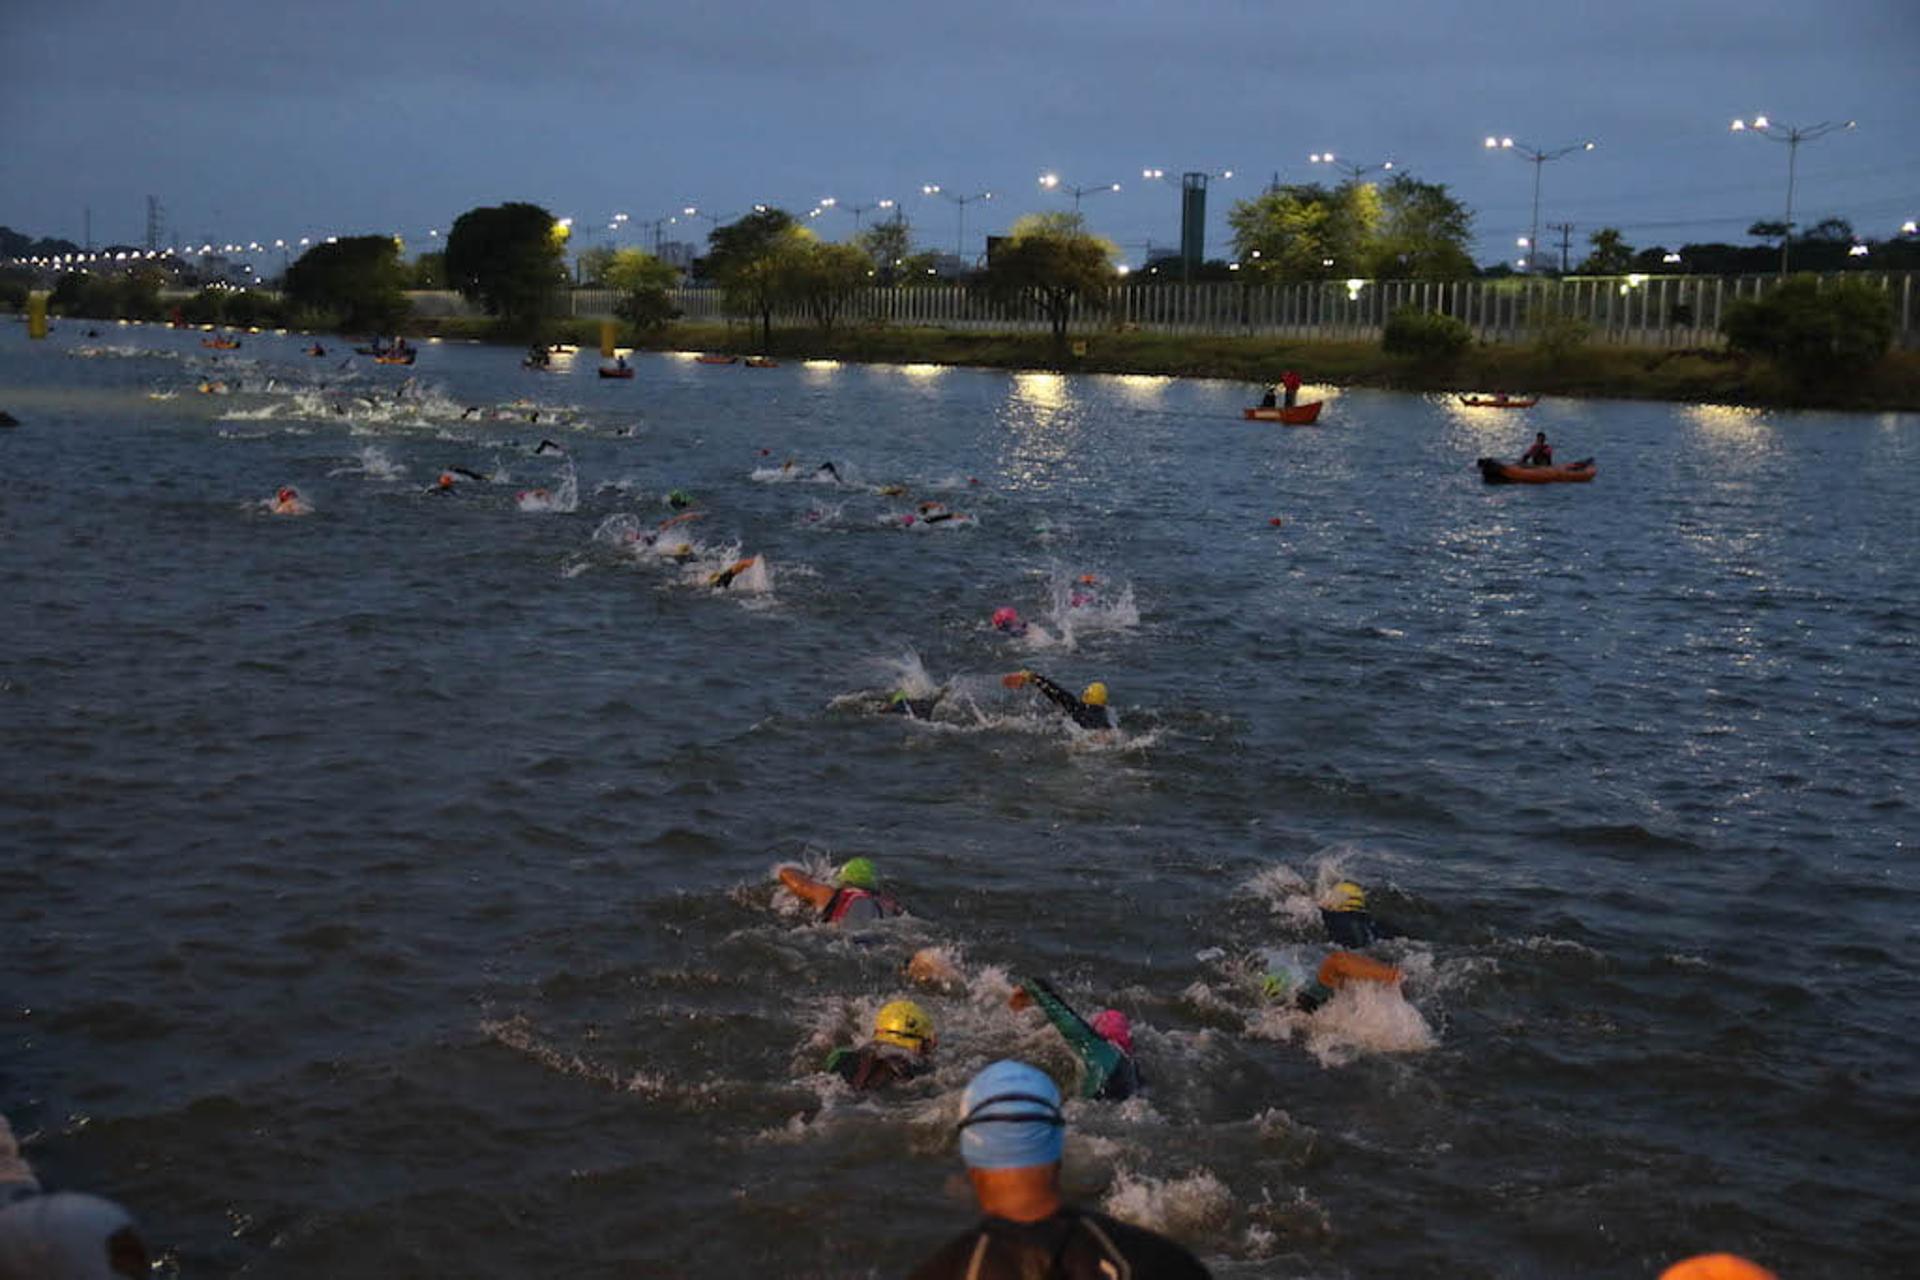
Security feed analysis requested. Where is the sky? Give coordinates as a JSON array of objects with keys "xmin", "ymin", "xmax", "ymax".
[{"xmin": 3, "ymin": 0, "xmax": 1917, "ymax": 268}]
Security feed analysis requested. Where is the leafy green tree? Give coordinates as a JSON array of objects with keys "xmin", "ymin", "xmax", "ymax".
[
  {"xmin": 1371, "ymin": 176, "xmax": 1474, "ymax": 279},
  {"xmin": 1722, "ymin": 276, "xmax": 1894, "ymax": 386},
  {"xmin": 604, "ymin": 248, "xmax": 681, "ymax": 332},
  {"xmin": 856, "ymin": 218, "xmax": 912, "ymax": 283},
  {"xmin": 780, "ymin": 241, "xmax": 872, "ymax": 333},
  {"xmin": 979, "ymin": 214, "xmax": 1118, "ymax": 350},
  {"xmin": 1577, "ymin": 227, "xmax": 1635, "ymax": 275},
  {"xmin": 284, "ymin": 234, "xmax": 410, "ymax": 330},
  {"xmin": 1228, "ymin": 182, "xmax": 1380, "ymax": 282},
  {"xmin": 706, "ymin": 208, "xmax": 806, "ymax": 347},
  {"xmin": 444, "ymin": 202, "xmax": 568, "ymax": 333},
  {"xmin": 576, "ymin": 245, "xmax": 618, "ymax": 285}
]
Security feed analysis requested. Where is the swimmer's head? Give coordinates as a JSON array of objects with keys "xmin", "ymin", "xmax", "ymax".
[
  {"xmin": 275, "ymin": 487, "xmax": 297, "ymax": 504},
  {"xmin": 992, "ymin": 607, "xmax": 1021, "ymax": 630},
  {"xmin": 1081, "ymin": 682, "xmax": 1108, "ymax": 708},
  {"xmin": 437, "ymin": 472, "xmax": 455, "ymax": 489},
  {"xmin": 1090, "ymin": 1009, "xmax": 1133, "ymax": 1054},
  {"xmin": 1328, "ymin": 880, "xmax": 1367, "ymax": 912},
  {"xmin": 1078, "ymin": 573, "xmax": 1096, "ymax": 585},
  {"xmin": 958, "ymin": 1060, "xmax": 1064, "ymax": 1170},
  {"xmin": 873, "ymin": 999, "xmax": 935, "ymax": 1053},
  {"xmin": 837, "ymin": 857, "xmax": 878, "ymax": 891}
]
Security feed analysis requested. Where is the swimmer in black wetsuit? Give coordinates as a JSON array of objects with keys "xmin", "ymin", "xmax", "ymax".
[
  {"xmin": 534, "ymin": 439, "xmax": 566, "ymax": 456},
  {"xmin": 1003, "ymin": 670, "xmax": 1114, "ymax": 732},
  {"xmin": 885, "ymin": 686, "xmax": 946, "ymax": 718},
  {"xmin": 824, "ymin": 1000, "xmax": 936, "ymax": 1092},
  {"xmin": 1319, "ymin": 880, "xmax": 1401, "ymax": 949},
  {"xmin": 816, "ymin": 461, "xmax": 843, "ymax": 483}
]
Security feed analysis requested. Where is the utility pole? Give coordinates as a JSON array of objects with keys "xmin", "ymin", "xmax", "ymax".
[
  {"xmin": 146, "ymin": 196, "xmax": 165, "ymax": 252},
  {"xmin": 84, "ymin": 206, "xmax": 93, "ymax": 252},
  {"xmin": 1547, "ymin": 222, "xmax": 1576, "ymax": 273}
]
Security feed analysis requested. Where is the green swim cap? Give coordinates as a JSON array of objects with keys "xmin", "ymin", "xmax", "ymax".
[
  {"xmin": 667, "ymin": 489, "xmax": 693, "ymax": 508},
  {"xmin": 838, "ymin": 857, "xmax": 878, "ymax": 890},
  {"xmin": 1261, "ymin": 971, "xmax": 1293, "ymax": 1000}
]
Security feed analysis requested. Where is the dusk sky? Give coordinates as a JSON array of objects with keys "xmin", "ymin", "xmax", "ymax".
[{"xmin": 4, "ymin": 0, "xmax": 1916, "ymax": 267}]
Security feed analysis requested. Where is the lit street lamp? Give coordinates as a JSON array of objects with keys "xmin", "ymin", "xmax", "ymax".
[
  {"xmin": 1038, "ymin": 172, "xmax": 1122, "ymax": 213},
  {"xmin": 922, "ymin": 184, "xmax": 992, "ymax": 260},
  {"xmin": 1308, "ymin": 152, "xmax": 1397, "ymax": 181},
  {"xmin": 1729, "ymin": 114, "xmax": 1857, "ymax": 277},
  {"xmin": 821, "ymin": 198, "xmax": 897, "ymax": 233},
  {"xmin": 1483, "ymin": 134, "xmax": 1596, "ymax": 273}
]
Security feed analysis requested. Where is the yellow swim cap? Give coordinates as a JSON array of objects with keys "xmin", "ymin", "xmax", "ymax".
[
  {"xmin": 1329, "ymin": 881, "xmax": 1367, "ymax": 911},
  {"xmin": 1082, "ymin": 682, "xmax": 1109, "ymax": 707},
  {"xmin": 873, "ymin": 999, "xmax": 935, "ymax": 1052}
]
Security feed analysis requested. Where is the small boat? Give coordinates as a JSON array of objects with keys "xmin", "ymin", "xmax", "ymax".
[
  {"xmin": 1478, "ymin": 457, "xmax": 1596, "ymax": 484},
  {"xmin": 696, "ymin": 353, "xmax": 739, "ymax": 365},
  {"xmin": 744, "ymin": 356, "xmax": 779, "ymax": 368},
  {"xmin": 598, "ymin": 364, "xmax": 635, "ymax": 379},
  {"xmin": 549, "ymin": 343, "xmax": 579, "ymax": 355},
  {"xmin": 1242, "ymin": 402, "xmax": 1323, "ymax": 425},
  {"xmin": 202, "ymin": 338, "xmax": 241, "ymax": 350},
  {"xmin": 1458, "ymin": 394, "xmax": 1539, "ymax": 409},
  {"xmin": 373, "ymin": 352, "xmax": 415, "ymax": 366}
]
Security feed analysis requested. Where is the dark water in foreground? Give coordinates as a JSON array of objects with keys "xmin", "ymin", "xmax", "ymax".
[{"xmin": 2, "ymin": 325, "xmax": 1915, "ymax": 1278}]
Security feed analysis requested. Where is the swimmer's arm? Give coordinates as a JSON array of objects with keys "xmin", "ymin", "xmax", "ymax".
[{"xmin": 777, "ymin": 866, "xmax": 836, "ymax": 910}]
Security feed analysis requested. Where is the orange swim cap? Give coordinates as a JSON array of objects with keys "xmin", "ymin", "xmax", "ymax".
[
  {"xmin": 1659, "ymin": 1256, "xmax": 1777, "ymax": 1280},
  {"xmin": 438, "ymin": 472, "xmax": 455, "ymax": 488}
]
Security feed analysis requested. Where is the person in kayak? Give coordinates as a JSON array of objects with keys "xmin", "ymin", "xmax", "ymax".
[
  {"xmin": 1258, "ymin": 385, "xmax": 1278, "ymax": 408},
  {"xmin": 1004, "ymin": 670, "xmax": 1114, "ymax": 732},
  {"xmin": 1520, "ymin": 432, "xmax": 1553, "ymax": 466},
  {"xmin": 1009, "ymin": 978, "xmax": 1141, "ymax": 1102},
  {"xmin": 777, "ymin": 856, "xmax": 907, "ymax": 925},
  {"xmin": 1320, "ymin": 880, "xmax": 1401, "ymax": 949},
  {"xmin": 1262, "ymin": 950, "xmax": 1404, "ymax": 1012},
  {"xmin": 909, "ymin": 1060, "xmax": 1211, "ymax": 1280},
  {"xmin": 825, "ymin": 999, "xmax": 937, "ymax": 1091}
]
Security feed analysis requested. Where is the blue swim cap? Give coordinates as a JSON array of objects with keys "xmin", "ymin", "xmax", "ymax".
[{"xmin": 958, "ymin": 1060, "xmax": 1065, "ymax": 1170}]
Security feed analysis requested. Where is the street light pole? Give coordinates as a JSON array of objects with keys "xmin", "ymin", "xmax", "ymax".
[
  {"xmin": 922, "ymin": 185, "xmax": 992, "ymax": 262},
  {"xmin": 1038, "ymin": 173, "xmax": 1122, "ymax": 214},
  {"xmin": 1730, "ymin": 115, "xmax": 1856, "ymax": 277},
  {"xmin": 1308, "ymin": 153, "xmax": 1398, "ymax": 182},
  {"xmin": 1484, "ymin": 135, "xmax": 1596, "ymax": 274}
]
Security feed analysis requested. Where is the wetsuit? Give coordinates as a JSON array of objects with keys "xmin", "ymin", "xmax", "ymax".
[
  {"xmin": 1320, "ymin": 907, "xmax": 1398, "ymax": 949},
  {"xmin": 824, "ymin": 1042, "xmax": 928, "ymax": 1091},
  {"xmin": 816, "ymin": 462, "xmax": 843, "ymax": 483},
  {"xmin": 887, "ymin": 689, "xmax": 946, "ymax": 719},
  {"xmin": 910, "ymin": 1208, "xmax": 1211, "ymax": 1280},
  {"xmin": 819, "ymin": 886, "xmax": 906, "ymax": 925},
  {"xmin": 1019, "ymin": 978, "xmax": 1140, "ymax": 1102},
  {"xmin": 1027, "ymin": 673, "xmax": 1114, "ymax": 732}
]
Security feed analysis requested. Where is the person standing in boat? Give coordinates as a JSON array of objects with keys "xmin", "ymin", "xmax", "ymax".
[
  {"xmin": 1520, "ymin": 432, "xmax": 1553, "ymax": 467},
  {"xmin": 1280, "ymin": 369, "xmax": 1303, "ymax": 407}
]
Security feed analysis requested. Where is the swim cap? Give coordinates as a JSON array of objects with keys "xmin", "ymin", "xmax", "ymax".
[
  {"xmin": 0, "ymin": 1191, "xmax": 144, "ymax": 1280},
  {"xmin": 1090, "ymin": 1009, "xmax": 1133, "ymax": 1055},
  {"xmin": 838, "ymin": 857, "xmax": 878, "ymax": 890},
  {"xmin": 873, "ymin": 999, "xmax": 934, "ymax": 1052},
  {"xmin": 276, "ymin": 487, "xmax": 296, "ymax": 503},
  {"xmin": 438, "ymin": 472, "xmax": 455, "ymax": 488},
  {"xmin": 1328, "ymin": 881, "xmax": 1367, "ymax": 912},
  {"xmin": 1081, "ymin": 682, "xmax": 1108, "ymax": 707},
  {"xmin": 667, "ymin": 489, "xmax": 692, "ymax": 508},
  {"xmin": 992, "ymin": 607, "xmax": 1020, "ymax": 630},
  {"xmin": 1658, "ymin": 1256, "xmax": 1778, "ymax": 1280},
  {"xmin": 1078, "ymin": 573, "xmax": 1096, "ymax": 585},
  {"xmin": 957, "ymin": 1060, "xmax": 1065, "ymax": 1170}
]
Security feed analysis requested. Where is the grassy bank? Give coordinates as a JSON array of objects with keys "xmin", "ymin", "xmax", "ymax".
[{"xmin": 415, "ymin": 316, "xmax": 1920, "ymax": 411}]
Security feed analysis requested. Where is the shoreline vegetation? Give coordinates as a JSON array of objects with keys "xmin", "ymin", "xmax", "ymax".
[{"xmin": 437, "ymin": 317, "xmax": 1920, "ymax": 412}]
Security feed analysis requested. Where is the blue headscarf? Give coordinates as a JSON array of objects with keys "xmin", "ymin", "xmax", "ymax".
[{"xmin": 957, "ymin": 1060, "xmax": 1065, "ymax": 1170}]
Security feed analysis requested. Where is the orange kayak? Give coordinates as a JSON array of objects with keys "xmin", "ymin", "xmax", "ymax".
[
  {"xmin": 1478, "ymin": 457, "xmax": 1596, "ymax": 484},
  {"xmin": 1242, "ymin": 402, "xmax": 1322, "ymax": 425},
  {"xmin": 696, "ymin": 354, "xmax": 738, "ymax": 365}
]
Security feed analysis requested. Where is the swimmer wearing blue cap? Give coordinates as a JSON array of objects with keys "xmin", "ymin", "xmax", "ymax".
[{"xmin": 908, "ymin": 1061, "xmax": 1211, "ymax": 1279}]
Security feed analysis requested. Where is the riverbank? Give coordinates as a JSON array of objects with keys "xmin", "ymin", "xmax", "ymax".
[{"xmin": 415, "ymin": 316, "xmax": 1920, "ymax": 411}]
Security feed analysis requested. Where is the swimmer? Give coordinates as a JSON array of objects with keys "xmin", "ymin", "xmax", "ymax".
[
  {"xmin": 909, "ymin": 1061, "xmax": 1209, "ymax": 1279},
  {"xmin": 816, "ymin": 461, "xmax": 843, "ymax": 483},
  {"xmin": 1262, "ymin": 950, "xmax": 1403, "ymax": 1013},
  {"xmin": 777, "ymin": 857, "xmax": 907, "ymax": 925},
  {"xmin": 1009, "ymin": 977, "xmax": 1141, "ymax": 1101},
  {"xmin": 824, "ymin": 999, "xmax": 936, "ymax": 1091},
  {"xmin": 875, "ymin": 483, "xmax": 908, "ymax": 497},
  {"xmin": 269, "ymin": 486, "xmax": 308, "ymax": 516},
  {"xmin": 307, "ymin": 342, "xmax": 326, "ymax": 357},
  {"xmin": 709, "ymin": 556, "xmax": 757, "ymax": 589},
  {"xmin": 0, "ymin": 1113, "xmax": 151, "ymax": 1280},
  {"xmin": 990, "ymin": 607, "xmax": 1028, "ymax": 637},
  {"xmin": 1068, "ymin": 573, "xmax": 1099, "ymax": 608},
  {"xmin": 533, "ymin": 439, "xmax": 566, "ymax": 456},
  {"xmin": 885, "ymin": 685, "xmax": 946, "ymax": 719},
  {"xmin": 667, "ymin": 489, "xmax": 694, "ymax": 510},
  {"xmin": 1320, "ymin": 880, "xmax": 1401, "ymax": 949},
  {"xmin": 1002, "ymin": 670, "xmax": 1115, "ymax": 732}
]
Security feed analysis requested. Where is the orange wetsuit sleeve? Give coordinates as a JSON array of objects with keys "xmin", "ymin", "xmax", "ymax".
[
  {"xmin": 1317, "ymin": 952, "xmax": 1402, "ymax": 989},
  {"xmin": 778, "ymin": 867, "xmax": 836, "ymax": 910}
]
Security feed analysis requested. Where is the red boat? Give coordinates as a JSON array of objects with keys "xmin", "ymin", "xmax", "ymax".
[
  {"xmin": 1458, "ymin": 394, "xmax": 1538, "ymax": 408},
  {"xmin": 744, "ymin": 356, "xmax": 779, "ymax": 368},
  {"xmin": 696, "ymin": 354, "xmax": 739, "ymax": 365},
  {"xmin": 1478, "ymin": 457, "xmax": 1596, "ymax": 484},
  {"xmin": 1243, "ymin": 402, "xmax": 1323, "ymax": 425},
  {"xmin": 598, "ymin": 365, "xmax": 635, "ymax": 379}
]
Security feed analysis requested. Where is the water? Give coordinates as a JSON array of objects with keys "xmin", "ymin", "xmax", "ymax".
[{"xmin": 3, "ymin": 324, "xmax": 1916, "ymax": 1278}]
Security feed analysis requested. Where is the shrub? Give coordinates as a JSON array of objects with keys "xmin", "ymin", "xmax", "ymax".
[
  {"xmin": 1532, "ymin": 311, "xmax": 1592, "ymax": 363},
  {"xmin": 1722, "ymin": 277, "xmax": 1894, "ymax": 384},
  {"xmin": 1381, "ymin": 307, "xmax": 1470, "ymax": 362}
]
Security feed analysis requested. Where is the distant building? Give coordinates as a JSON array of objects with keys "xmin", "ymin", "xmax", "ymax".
[{"xmin": 657, "ymin": 240, "xmax": 697, "ymax": 270}]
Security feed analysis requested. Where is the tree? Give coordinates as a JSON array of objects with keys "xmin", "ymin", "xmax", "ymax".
[
  {"xmin": 1722, "ymin": 276, "xmax": 1894, "ymax": 386},
  {"xmin": 409, "ymin": 251, "xmax": 447, "ymax": 290},
  {"xmin": 603, "ymin": 248, "xmax": 681, "ymax": 332},
  {"xmin": 576, "ymin": 245, "xmax": 618, "ymax": 285},
  {"xmin": 780, "ymin": 241, "xmax": 871, "ymax": 333},
  {"xmin": 706, "ymin": 208, "xmax": 806, "ymax": 347},
  {"xmin": 1578, "ymin": 227, "xmax": 1635, "ymax": 275},
  {"xmin": 856, "ymin": 218, "xmax": 912, "ymax": 283},
  {"xmin": 444, "ymin": 202, "xmax": 568, "ymax": 333},
  {"xmin": 283, "ymin": 235, "xmax": 410, "ymax": 330},
  {"xmin": 1228, "ymin": 182, "xmax": 1380, "ymax": 282},
  {"xmin": 1371, "ymin": 176, "xmax": 1475, "ymax": 279},
  {"xmin": 979, "ymin": 213, "xmax": 1118, "ymax": 350}
]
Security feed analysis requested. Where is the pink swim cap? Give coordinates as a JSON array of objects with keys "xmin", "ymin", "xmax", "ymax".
[
  {"xmin": 1091, "ymin": 1009, "xmax": 1133, "ymax": 1054},
  {"xmin": 992, "ymin": 607, "xmax": 1020, "ymax": 629}
]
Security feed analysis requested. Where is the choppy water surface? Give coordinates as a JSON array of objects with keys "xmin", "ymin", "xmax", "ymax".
[{"xmin": 2, "ymin": 325, "xmax": 1915, "ymax": 1278}]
